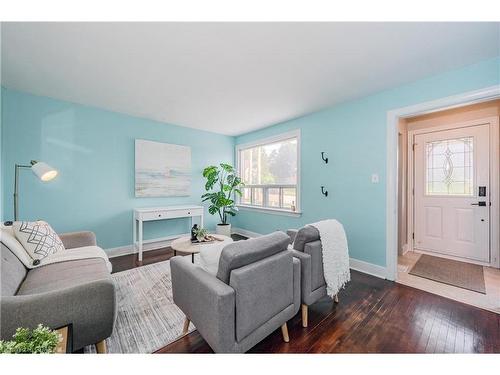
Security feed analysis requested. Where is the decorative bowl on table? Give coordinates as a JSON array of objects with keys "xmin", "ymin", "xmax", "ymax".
[{"xmin": 191, "ymin": 234, "xmax": 224, "ymax": 244}]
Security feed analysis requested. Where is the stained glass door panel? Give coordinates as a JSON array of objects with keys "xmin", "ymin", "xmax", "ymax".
[{"xmin": 426, "ymin": 137, "xmax": 473, "ymax": 196}]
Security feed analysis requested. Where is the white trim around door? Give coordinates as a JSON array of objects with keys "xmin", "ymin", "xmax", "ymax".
[
  {"xmin": 386, "ymin": 85, "xmax": 500, "ymax": 281},
  {"xmin": 406, "ymin": 117, "xmax": 499, "ymax": 267}
]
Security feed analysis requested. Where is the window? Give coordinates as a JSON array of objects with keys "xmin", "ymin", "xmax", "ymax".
[
  {"xmin": 426, "ymin": 137, "xmax": 474, "ymax": 196},
  {"xmin": 236, "ymin": 130, "xmax": 300, "ymax": 213}
]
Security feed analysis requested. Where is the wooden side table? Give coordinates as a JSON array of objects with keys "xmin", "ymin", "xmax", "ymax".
[
  {"xmin": 171, "ymin": 235, "xmax": 233, "ymax": 263},
  {"xmin": 54, "ymin": 324, "xmax": 73, "ymax": 353}
]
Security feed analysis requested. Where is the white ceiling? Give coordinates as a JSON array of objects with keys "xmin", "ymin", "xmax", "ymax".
[{"xmin": 1, "ymin": 22, "xmax": 499, "ymax": 136}]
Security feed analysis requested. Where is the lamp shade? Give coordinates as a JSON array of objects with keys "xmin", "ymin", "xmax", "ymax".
[{"xmin": 31, "ymin": 161, "xmax": 58, "ymax": 182}]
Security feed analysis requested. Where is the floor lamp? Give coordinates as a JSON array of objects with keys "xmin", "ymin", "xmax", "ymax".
[{"xmin": 14, "ymin": 160, "xmax": 58, "ymax": 221}]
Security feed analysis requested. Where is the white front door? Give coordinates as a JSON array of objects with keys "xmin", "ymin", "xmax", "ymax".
[{"xmin": 414, "ymin": 124, "xmax": 490, "ymax": 263}]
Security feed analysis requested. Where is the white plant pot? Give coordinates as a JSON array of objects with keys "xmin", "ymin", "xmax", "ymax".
[{"xmin": 216, "ymin": 223, "xmax": 232, "ymax": 237}]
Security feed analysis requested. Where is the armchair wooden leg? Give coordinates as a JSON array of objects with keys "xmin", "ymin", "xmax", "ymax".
[
  {"xmin": 182, "ymin": 317, "xmax": 190, "ymax": 335},
  {"xmin": 95, "ymin": 340, "xmax": 107, "ymax": 354},
  {"xmin": 301, "ymin": 304, "xmax": 308, "ymax": 328},
  {"xmin": 334, "ymin": 294, "xmax": 339, "ymax": 303},
  {"xmin": 281, "ymin": 323, "xmax": 290, "ymax": 343}
]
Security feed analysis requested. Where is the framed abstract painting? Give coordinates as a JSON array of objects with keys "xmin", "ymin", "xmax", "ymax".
[{"xmin": 135, "ymin": 139, "xmax": 191, "ymax": 197}]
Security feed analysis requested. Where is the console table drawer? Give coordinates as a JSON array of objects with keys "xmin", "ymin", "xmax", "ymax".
[{"xmin": 140, "ymin": 208, "xmax": 203, "ymax": 221}]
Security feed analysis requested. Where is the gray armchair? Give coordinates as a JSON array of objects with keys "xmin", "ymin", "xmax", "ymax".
[
  {"xmin": 1, "ymin": 231, "xmax": 116, "ymax": 353},
  {"xmin": 287, "ymin": 226, "xmax": 337, "ymax": 328},
  {"xmin": 171, "ymin": 231, "xmax": 301, "ymax": 353}
]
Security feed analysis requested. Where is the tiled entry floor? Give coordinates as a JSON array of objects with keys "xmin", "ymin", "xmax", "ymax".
[{"xmin": 398, "ymin": 251, "xmax": 500, "ymax": 314}]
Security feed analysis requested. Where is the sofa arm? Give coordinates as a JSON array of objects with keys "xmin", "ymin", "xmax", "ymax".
[
  {"xmin": 171, "ymin": 256, "xmax": 235, "ymax": 352},
  {"xmin": 292, "ymin": 257, "xmax": 301, "ymax": 311},
  {"xmin": 304, "ymin": 240, "xmax": 326, "ymax": 292},
  {"xmin": 59, "ymin": 231, "xmax": 97, "ymax": 249},
  {"xmin": 290, "ymin": 249, "xmax": 312, "ymax": 302},
  {"xmin": 0, "ymin": 279, "xmax": 116, "ymax": 351},
  {"xmin": 286, "ymin": 229, "xmax": 298, "ymax": 244}
]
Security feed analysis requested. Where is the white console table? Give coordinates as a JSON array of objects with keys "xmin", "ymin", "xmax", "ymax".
[{"xmin": 133, "ymin": 205, "xmax": 204, "ymax": 262}]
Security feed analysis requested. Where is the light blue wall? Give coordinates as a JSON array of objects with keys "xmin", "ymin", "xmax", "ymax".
[
  {"xmin": 233, "ymin": 57, "xmax": 500, "ymax": 267},
  {"xmin": 2, "ymin": 57, "xmax": 499, "ymax": 262},
  {"xmin": 0, "ymin": 85, "xmax": 3, "ymax": 222},
  {"xmin": 1, "ymin": 88, "xmax": 235, "ymax": 250}
]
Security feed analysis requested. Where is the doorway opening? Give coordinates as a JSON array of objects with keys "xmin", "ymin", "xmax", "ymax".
[{"xmin": 396, "ymin": 99, "xmax": 500, "ymax": 313}]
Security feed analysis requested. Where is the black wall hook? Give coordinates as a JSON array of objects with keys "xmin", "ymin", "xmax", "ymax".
[
  {"xmin": 321, "ymin": 152, "xmax": 328, "ymax": 164},
  {"xmin": 321, "ymin": 186, "xmax": 328, "ymax": 197}
]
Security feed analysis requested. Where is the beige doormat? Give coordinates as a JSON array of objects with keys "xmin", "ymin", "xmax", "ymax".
[{"xmin": 409, "ymin": 254, "xmax": 486, "ymax": 294}]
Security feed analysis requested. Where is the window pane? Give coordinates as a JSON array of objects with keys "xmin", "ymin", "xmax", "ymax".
[
  {"xmin": 282, "ymin": 188, "xmax": 297, "ymax": 211},
  {"xmin": 240, "ymin": 187, "xmax": 251, "ymax": 205},
  {"xmin": 239, "ymin": 138, "xmax": 297, "ymax": 185},
  {"xmin": 268, "ymin": 188, "xmax": 280, "ymax": 207},
  {"xmin": 426, "ymin": 137, "xmax": 473, "ymax": 196},
  {"xmin": 253, "ymin": 188, "xmax": 263, "ymax": 206},
  {"xmin": 238, "ymin": 133, "xmax": 299, "ymax": 211}
]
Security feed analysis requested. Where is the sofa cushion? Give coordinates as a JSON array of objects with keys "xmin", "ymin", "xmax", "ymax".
[
  {"xmin": 293, "ymin": 225, "xmax": 320, "ymax": 251},
  {"xmin": 216, "ymin": 231, "xmax": 290, "ymax": 284},
  {"xmin": 1, "ymin": 225, "xmax": 34, "ymax": 269},
  {"xmin": 1, "ymin": 243, "xmax": 28, "ymax": 296},
  {"xmin": 13, "ymin": 221, "xmax": 65, "ymax": 262},
  {"xmin": 59, "ymin": 231, "xmax": 97, "ymax": 249},
  {"xmin": 42, "ymin": 245, "xmax": 112, "ymax": 273},
  {"xmin": 17, "ymin": 257, "xmax": 111, "ymax": 296}
]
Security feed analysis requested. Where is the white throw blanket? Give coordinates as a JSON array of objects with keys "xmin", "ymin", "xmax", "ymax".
[
  {"xmin": 308, "ymin": 219, "xmax": 350, "ymax": 297},
  {"xmin": 40, "ymin": 245, "xmax": 113, "ymax": 272}
]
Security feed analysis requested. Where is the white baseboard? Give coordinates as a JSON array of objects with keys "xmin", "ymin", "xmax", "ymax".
[
  {"xmin": 232, "ymin": 227, "xmax": 387, "ymax": 279},
  {"xmin": 231, "ymin": 227, "xmax": 262, "ymax": 238},
  {"xmin": 349, "ymin": 258, "xmax": 387, "ymax": 279},
  {"xmin": 106, "ymin": 233, "xmax": 190, "ymax": 258}
]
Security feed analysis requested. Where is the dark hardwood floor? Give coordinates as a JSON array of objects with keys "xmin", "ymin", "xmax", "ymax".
[
  {"xmin": 109, "ymin": 236, "xmax": 500, "ymax": 354},
  {"xmin": 110, "ymin": 233, "xmax": 247, "ymax": 273}
]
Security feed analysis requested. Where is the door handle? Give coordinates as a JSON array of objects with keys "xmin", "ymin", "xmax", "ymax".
[{"xmin": 471, "ymin": 201, "xmax": 487, "ymax": 206}]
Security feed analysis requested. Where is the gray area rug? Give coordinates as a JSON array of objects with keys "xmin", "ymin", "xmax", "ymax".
[
  {"xmin": 409, "ymin": 254, "xmax": 486, "ymax": 294},
  {"xmin": 85, "ymin": 259, "xmax": 195, "ymax": 353}
]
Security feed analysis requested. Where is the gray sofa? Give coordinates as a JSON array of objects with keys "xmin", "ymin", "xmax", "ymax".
[
  {"xmin": 287, "ymin": 226, "xmax": 336, "ymax": 328},
  {"xmin": 1, "ymin": 231, "xmax": 116, "ymax": 352},
  {"xmin": 171, "ymin": 231, "xmax": 301, "ymax": 353}
]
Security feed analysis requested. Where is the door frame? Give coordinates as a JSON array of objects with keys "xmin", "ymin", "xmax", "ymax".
[
  {"xmin": 386, "ymin": 85, "xmax": 500, "ymax": 281},
  {"xmin": 406, "ymin": 117, "xmax": 499, "ymax": 267}
]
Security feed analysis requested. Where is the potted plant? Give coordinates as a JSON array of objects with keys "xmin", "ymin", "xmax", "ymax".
[
  {"xmin": 0, "ymin": 324, "xmax": 62, "ymax": 354},
  {"xmin": 202, "ymin": 163, "xmax": 244, "ymax": 237},
  {"xmin": 193, "ymin": 227, "xmax": 209, "ymax": 242}
]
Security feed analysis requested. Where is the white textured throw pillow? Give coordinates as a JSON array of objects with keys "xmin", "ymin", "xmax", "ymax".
[
  {"xmin": 1, "ymin": 225, "xmax": 34, "ymax": 267},
  {"xmin": 13, "ymin": 221, "xmax": 65, "ymax": 262}
]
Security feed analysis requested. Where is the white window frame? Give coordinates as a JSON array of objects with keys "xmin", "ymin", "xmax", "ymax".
[{"xmin": 235, "ymin": 129, "xmax": 301, "ymax": 217}]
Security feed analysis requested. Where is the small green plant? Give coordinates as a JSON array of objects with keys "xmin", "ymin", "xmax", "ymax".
[
  {"xmin": 202, "ymin": 163, "xmax": 244, "ymax": 224},
  {"xmin": 0, "ymin": 324, "xmax": 61, "ymax": 354},
  {"xmin": 194, "ymin": 227, "xmax": 209, "ymax": 239}
]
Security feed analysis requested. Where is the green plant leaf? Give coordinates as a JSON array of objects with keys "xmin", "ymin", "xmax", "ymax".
[
  {"xmin": 0, "ymin": 324, "xmax": 60, "ymax": 354},
  {"xmin": 202, "ymin": 166, "xmax": 217, "ymax": 177},
  {"xmin": 219, "ymin": 163, "xmax": 234, "ymax": 172}
]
